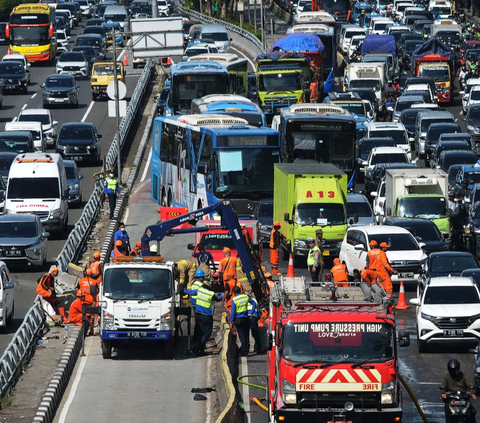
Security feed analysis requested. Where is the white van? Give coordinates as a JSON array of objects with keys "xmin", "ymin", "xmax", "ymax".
[
  {"xmin": 5, "ymin": 153, "xmax": 69, "ymax": 234},
  {"xmin": 196, "ymin": 24, "xmax": 231, "ymax": 53},
  {"xmin": 103, "ymin": 6, "xmax": 129, "ymax": 33},
  {"xmin": 4, "ymin": 121, "xmax": 46, "ymax": 152}
]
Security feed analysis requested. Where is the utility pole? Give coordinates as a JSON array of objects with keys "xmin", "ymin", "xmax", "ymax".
[
  {"xmin": 112, "ymin": 26, "xmax": 122, "ymax": 185},
  {"xmin": 260, "ymin": 0, "xmax": 265, "ymax": 50},
  {"xmin": 152, "ymin": 0, "xmax": 158, "ymax": 17}
]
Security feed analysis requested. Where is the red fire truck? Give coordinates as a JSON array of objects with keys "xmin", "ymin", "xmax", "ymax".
[{"xmin": 266, "ymin": 277, "xmax": 410, "ymax": 423}]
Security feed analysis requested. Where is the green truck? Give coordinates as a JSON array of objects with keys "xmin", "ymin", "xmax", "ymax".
[
  {"xmin": 255, "ymin": 53, "xmax": 311, "ymax": 120},
  {"xmin": 273, "ymin": 163, "xmax": 348, "ymax": 263}
]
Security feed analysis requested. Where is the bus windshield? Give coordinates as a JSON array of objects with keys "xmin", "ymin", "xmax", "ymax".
[
  {"xmin": 418, "ymin": 66, "xmax": 449, "ymax": 81},
  {"xmin": 214, "ymin": 148, "xmax": 280, "ymax": 197},
  {"xmin": 174, "ymin": 74, "xmax": 229, "ymax": 111},
  {"xmin": 258, "ymin": 72, "xmax": 302, "ymax": 91},
  {"xmin": 10, "ymin": 26, "xmax": 49, "ymax": 45},
  {"xmin": 282, "ymin": 322, "xmax": 395, "ymax": 363}
]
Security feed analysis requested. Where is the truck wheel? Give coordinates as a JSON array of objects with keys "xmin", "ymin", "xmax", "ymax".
[
  {"xmin": 164, "ymin": 339, "xmax": 174, "ymax": 358},
  {"xmin": 102, "ymin": 340, "xmax": 112, "ymax": 359}
]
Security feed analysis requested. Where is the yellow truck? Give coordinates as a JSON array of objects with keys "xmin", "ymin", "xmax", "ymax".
[
  {"xmin": 273, "ymin": 163, "xmax": 348, "ymax": 264},
  {"xmin": 90, "ymin": 61, "xmax": 125, "ymax": 101}
]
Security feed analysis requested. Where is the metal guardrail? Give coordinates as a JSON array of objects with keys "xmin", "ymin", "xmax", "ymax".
[
  {"xmin": 0, "ymin": 297, "xmax": 45, "ymax": 398},
  {"xmin": 55, "ymin": 59, "xmax": 154, "ymax": 272},
  {"xmin": 176, "ymin": 4, "xmax": 266, "ymax": 55}
]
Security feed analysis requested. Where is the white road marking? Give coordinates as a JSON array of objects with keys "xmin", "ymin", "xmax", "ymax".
[
  {"xmin": 140, "ymin": 147, "xmax": 152, "ymax": 183},
  {"xmin": 21, "ymin": 104, "xmax": 27, "ymax": 110},
  {"xmin": 230, "ymin": 45, "xmax": 255, "ymax": 70},
  {"xmin": 124, "ymin": 208, "xmax": 130, "ymax": 226},
  {"xmin": 117, "ymin": 48, "xmax": 125, "ymax": 62},
  {"xmin": 81, "ymin": 101, "xmax": 95, "ymax": 122},
  {"xmin": 31, "ymin": 92, "xmax": 37, "ymax": 99},
  {"xmin": 57, "ymin": 337, "xmax": 92, "ymax": 423},
  {"xmin": 241, "ymin": 356, "xmax": 251, "ymax": 422}
]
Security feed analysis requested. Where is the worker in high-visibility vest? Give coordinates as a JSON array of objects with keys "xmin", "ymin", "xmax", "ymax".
[
  {"xmin": 379, "ymin": 242, "xmax": 397, "ymax": 298},
  {"xmin": 176, "ymin": 259, "xmax": 197, "ymax": 288},
  {"xmin": 190, "ymin": 269, "xmax": 206, "ymax": 342},
  {"xmin": 104, "ymin": 170, "xmax": 120, "ymax": 220},
  {"xmin": 89, "ymin": 252, "xmax": 103, "ymax": 283},
  {"xmin": 111, "ymin": 240, "xmax": 126, "ymax": 262},
  {"xmin": 247, "ymin": 294, "xmax": 264, "ymax": 354},
  {"xmin": 230, "ymin": 286, "xmax": 257, "ymax": 356},
  {"xmin": 67, "ymin": 269, "xmax": 99, "ymax": 327},
  {"xmin": 218, "ymin": 247, "xmax": 237, "ymax": 292},
  {"xmin": 269, "ymin": 222, "xmax": 282, "ymax": 275},
  {"xmin": 331, "ymin": 258, "xmax": 349, "ymax": 287},
  {"xmin": 130, "ymin": 242, "xmax": 142, "ymax": 257},
  {"xmin": 36, "ymin": 267, "xmax": 60, "ymax": 313},
  {"xmin": 236, "ymin": 257, "xmax": 252, "ymax": 296},
  {"xmin": 307, "ymin": 238, "xmax": 321, "ymax": 282}
]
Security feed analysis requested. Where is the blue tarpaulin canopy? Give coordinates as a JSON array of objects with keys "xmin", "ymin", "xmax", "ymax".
[
  {"xmin": 360, "ymin": 34, "xmax": 397, "ymax": 57},
  {"xmin": 270, "ymin": 34, "xmax": 324, "ymax": 53},
  {"xmin": 410, "ymin": 37, "xmax": 455, "ymax": 72}
]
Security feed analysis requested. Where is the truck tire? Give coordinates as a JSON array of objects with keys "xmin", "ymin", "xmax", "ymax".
[
  {"xmin": 102, "ymin": 340, "xmax": 112, "ymax": 359},
  {"xmin": 164, "ymin": 339, "xmax": 174, "ymax": 358}
]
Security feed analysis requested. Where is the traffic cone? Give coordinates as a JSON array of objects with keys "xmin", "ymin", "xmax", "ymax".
[
  {"xmin": 167, "ymin": 57, "xmax": 172, "ymax": 66},
  {"xmin": 123, "ymin": 51, "xmax": 128, "ymax": 66},
  {"xmin": 286, "ymin": 254, "xmax": 295, "ymax": 278},
  {"xmin": 395, "ymin": 281, "xmax": 410, "ymax": 310}
]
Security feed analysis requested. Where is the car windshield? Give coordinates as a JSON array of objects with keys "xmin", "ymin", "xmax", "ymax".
[
  {"xmin": 418, "ymin": 66, "xmax": 449, "ymax": 82},
  {"xmin": 0, "ymin": 63, "xmax": 23, "ymax": 74},
  {"xmin": 281, "ymin": 322, "xmax": 395, "ymax": 363},
  {"xmin": 60, "ymin": 52, "xmax": 85, "ymax": 62},
  {"xmin": 201, "ymin": 32, "xmax": 228, "ymax": 41},
  {"xmin": 403, "ymin": 223, "xmax": 441, "ymax": 241},
  {"xmin": 361, "ymin": 140, "xmax": 394, "ymax": 156},
  {"xmin": 398, "ymin": 196, "xmax": 447, "ymax": 219},
  {"xmin": 186, "ymin": 47, "xmax": 209, "ymax": 56},
  {"xmin": 424, "ymin": 286, "xmax": 479, "ymax": 304},
  {"xmin": 77, "ymin": 38, "xmax": 100, "ymax": 47},
  {"xmin": 60, "ymin": 126, "xmax": 94, "ymax": 140},
  {"xmin": 0, "ymin": 140, "xmax": 29, "ymax": 154},
  {"xmin": 104, "ymin": 14, "xmax": 128, "ymax": 22},
  {"xmin": 199, "ymin": 233, "xmax": 235, "ymax": 250},
  {"xmin": 295, "ymin": 203, "xmax": 345, "ymax": 226},
  {"xmin": 396, "ymin": 99, "xmax": 423, "ymax": 112},
  {"xmin": 349, "ymin": 79, "xmax": 381, "ymax": 91},
  {"xmin": 19, "ymin": 114, "xmax": 49, "ymax": 125},
  {"xmin": 336, "ymin": 102, "xmax": 365, "ymax": 116},
  {"xmin": 428, "ymin": 127, "xmax": 458, "ymax": 142},
  {"xmin": 0, "ymin": 221, "xmax": 37, "ymax": 237},
  {"xmin": 46, "ymin": 77, "xmax": 74, "ymax": 88},
  {"xmin": 347, "ymin": 201, "xmax": 372, "ymax": 217},
  {"xmin": 56, "ymin": 32, "xmax": 66, "ymax": 40},
  {"xmin": 464, "ymin": 171, "xmax": 480, "ymax": 184},
  {"xmin": 371, "ymin": 153, "xmax": 407, "ymax": 165},
  {"xmin": 401, "ymin": 111, "xmax": 420, "ymax": 125},
  {"xmin": 103, "ymin": 268, "xmax": 172, "ymax": 300},
  {"xmin": 469, "ymin": 109, "xmax": 480, "ymax": 120},
  {"xmin": 257, "ymin": 202, "xmax": 273, "ymax": 218},
  {"xmin": 431, "ymin": 255, "xmax": 478, "ymax": 273},
  {"xmin": 421, "ymin": 118, "xmax": 452, "ymax": 132},
  {"xmin": 92, "ymin": 63, "xmax": 121, "ymax": 75},
  {"xmin": 7, "ymin": 177, "xmax": 59, "ymax": 199},
  {"xmin": 368, "ymin": 233, "xmax": 419, "ymax": 250},
  {"xmin": 65, "ymin": 166, "xmax": 76, "ymax": 179},
  {"xmin": 73, "ymin": 47, "xmax": 95, "ymax": 56},
  {"xmin": 471, "ymin": 90, "xmax": 480, "ymax": 101},
  {"xmin": 369, "ymin": 129, "xmax": 407, "ymax": 146},
  {"xmin": 443, "ymin": 154, "xmax": 477, "ymax": 170}
]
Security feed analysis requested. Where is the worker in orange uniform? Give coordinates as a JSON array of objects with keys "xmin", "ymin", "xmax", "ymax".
[
  {"xmin": 264, "ymin": 272, "xmax": 275, "ymax": 290},
  {"xmin": 379, "ymin": 242, "xmax": 397, "ymax": 298},
  {"xmin": 269, "ymin": 222, "xmax": 282, "ymax": 275},
  {"xmin": 67, "ymin": 269, "xmax": 99, "ymax": 327},
  {"xmin": 331, "ymin": 258, "xmax": 349, "ymax": 287},
  {"xmin": 356, "ymin": 268, "xmax": 383, "ymax": 302},
  {"xmin": 130, "ymin": 242, "xmax": 142, "ymax": 256},
  {"xmin": 218, "ymin": 247, "xmax": 237, "ymax": 293},
  {"xmin": 36, "ymin": 267, "xmax": 60, "ymax": 313},
  {"xmin": 89, "ymin": 252, "xmax": 103, "ymax": 283},
  {"xmin": 111, "ymin": 240, "xmax": 126, "ymax": 262}
]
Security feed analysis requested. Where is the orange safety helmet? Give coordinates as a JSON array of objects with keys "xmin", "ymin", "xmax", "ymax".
[
  {"xmin": 93, "ymin": 252, "xmax": 101, "ymax": 259},
  {"xmin": 333, "ymin": 258, "xmax": 340, "ymax": 265},
  {"xmin": 368, "ymin": 240, "xmax": 377, "ymax": 247},
  {"xmin": 49, "ymin": 267, "xmax": 59, "ymax": 274},
  {"xmin": 380, "ymin": 242, "xmax": 390, "ymax": 248},
  {"xmin": 115, "ymin": 240, "xmax": 123, "ymax": 247},
  {"xmin": 136, "ymin": 241, "xmax": 141, "ymax": 247},
  {"xmin": 223, "ymin": 247, "xmax": 231, "ymax": 253},
  {"xmin": 273, "ymin": 221, "xmax": 281, "ymax": 227}
]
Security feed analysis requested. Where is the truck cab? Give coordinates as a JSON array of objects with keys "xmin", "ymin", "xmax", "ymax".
[{"xmin": 90, "ymin": 61, "xmax": 125, "ymax": 101}]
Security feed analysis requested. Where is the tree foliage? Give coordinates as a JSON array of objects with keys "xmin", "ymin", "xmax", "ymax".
[{"xmin": 0, "ymin": 0, "xmax": 30, "ymax": 21}]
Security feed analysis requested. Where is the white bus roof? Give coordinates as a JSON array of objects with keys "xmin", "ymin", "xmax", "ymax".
[
  {"xmin": 197, "ymin": 94, "xmax": 252, "ymax": 104},
  {"xmin": 287, "ymin": 24, "xmax": 331, "ymax": 34},
  {"xmin": 287, "ymin": 104, "xmax": 349, "ymax": 115},
  {"xmin": 177, "ymin": 114, "xmax": 249, "ymax": 126},
  {"xmin": 294, "ymin": 11, "xmax": 335, "ymax": 22},
  {"xmin": 187, "ymin": 53, "xmax": 241, "ymax": 63}
]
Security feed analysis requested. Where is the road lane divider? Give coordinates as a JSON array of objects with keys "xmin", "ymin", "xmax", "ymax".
[{"xmin": 81, "ymin": 101, "xmax": 95, "ymax": 122}]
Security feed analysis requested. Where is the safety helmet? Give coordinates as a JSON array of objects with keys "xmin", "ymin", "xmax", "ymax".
[
  {"xmin": 50, "ymin": 267, "xmax": 59, "ymax": 274},
  {"xmin": 115, "ymin": 240, "xmax": 123, "ymax": 247},
  {"xmin": 273, "ymin": 221, "xmax": 281, "ymax": 227},
  {"xmin": 380, "ymin": 242, "xmax": 390, "ymax": 248},
  {"xmin": 136, "ymin": 242, "xmax": 141, "ymax": 247},
  {"xmin": 447, "ymin": 359, "xmax": 461, "ymax": 378},
  {"xmin": 86, "ymin": 269, "xmax": 93, "ymax": 276},
  {"xmin": 333, "ymin": 258, "xmax": 340, "ymax": 265},
  {"xmin": 195, "ymin": 269, "xmax": 205, "ymax": 278},
  {"xmin": 93, "ymin": 252, "xmax": 101, "ymax": 259},
  {"xmin": 368, "ymin": 240, "xmax": 377, "ymax": 246},
  {"xmin": 223, "ymin": 247, "xmax": 231, "ymax": 253},
  {"xmin": 307, "ymin": 237, "xmax": 315, "ymax": 244}
]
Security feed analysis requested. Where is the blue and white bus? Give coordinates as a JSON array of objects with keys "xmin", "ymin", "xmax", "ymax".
[
  {"xmin": 166, "ymin": 61, "xmax": 230, "ymax": 115},
  {"xmin": 151, "ymin": 114, "xmax": 281, "ymax": 216}
]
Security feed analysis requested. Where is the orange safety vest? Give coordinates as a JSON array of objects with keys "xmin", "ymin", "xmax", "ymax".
[
  {"xmin": 90, "ymin": 260, "xmax": 103, "ymax": 277},
  {"xmin": 379, "ymin": 250, "xmax": 393, "ymax": 273},
  {"xmin": 269, "ymin": 229, "xmax": 281, "ymax": 249},
  {"xmin": 367, "ymin": 248, "xmax": 383, "ymax": 271},
  {"xmin": 331, "ymin": 263, "xmax": 349, "ymax": 282},
  {"xmin": 77, "ymin": 277, "xmax": 97, "ymax": 305},
  {"xmin": 113, "ymin": 247, "xmax": 125, "ymax": 262},
  {"xmin": 219, "ymin": 256, "xmax": 237, "ymax": 282}
]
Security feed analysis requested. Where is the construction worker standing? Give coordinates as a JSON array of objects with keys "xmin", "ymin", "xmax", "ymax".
[
  {"xmin": 182, "ymin": 279, "xmax": 223, "ymax": 356},
  {"xmin": 114, "ymin": 222, "xmax": 131, "ymax": 252},
  {"xmin": 36, "ymin": 267, "xmax": 60, "ymax": 313},
  {"xmin": 67, "ymin": 269, "xmax": 99, "ymax": 327},
  {"xmin": 193, "ymin": 243, "xmax": 215, "ymax": 278},
  {"xmin": 176, "ymin": 259, "xmax": 197, "ymax": 288},
  {"xmin": 104, "ymin": 171, "xmax": 120, "ymax": 220},
  {"xmin": 89, "ymin": 252, "xmax": 103, "ymax": 282},
  {"xmin": 379, "ymin": 242, "xmax": 397, "ymax": 297},
  {"xmin": 331, "ymin": 258, "xmax": 349, "ymax": 287},
  {"xmin": 314, "ymin": 228, "xmax": 325, "ymax": 280},
  {"xmin": 307, "ymin": 238, "xmax": 321, "ymax": 282},
  {"xmin": 247, "ymin": 294, "xmax": 264, "ymax": 354},
  {"xmin": 269, "ymin": 222, "xmax": 282, "ymax": 275},
  {"xmin": 190, "ymin": 269, "xmax": 206, "ymax": 342},
  {"xmin": 111, "ymin": 240, "xmax": 126, "ymax": 262},
  {"xmin": 218, "ymin": 247, "xmax": 237, "ymax": 292},
  {"xmin": 130, "ymin": 242, "xmax": 142, "ymax": 257},
  {"xmin": 236, "ymin": 257, "xmax": 252, "ymax": 296},
  {"xmin": 230, "ymin": 286, "xmax": 257, "ymax": 356}
]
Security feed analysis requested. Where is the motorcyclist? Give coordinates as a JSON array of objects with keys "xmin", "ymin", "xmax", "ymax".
[
  {"xmin": 441, "ymin": 359, "xmax": 476, "ymax": 423},
  {"xmin": 450, "ymin": 200, "xmax": 469, "ymax": 251}
]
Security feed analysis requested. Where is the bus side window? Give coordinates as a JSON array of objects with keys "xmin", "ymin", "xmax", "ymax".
[{"xmin": 160, "ymin": 124, "xmax": 169, "ymax": 162}]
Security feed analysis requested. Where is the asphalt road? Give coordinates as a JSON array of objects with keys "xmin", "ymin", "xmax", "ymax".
[{"xmin": 0, "ymin": 25, "xmax": 141, "ymax": 353}]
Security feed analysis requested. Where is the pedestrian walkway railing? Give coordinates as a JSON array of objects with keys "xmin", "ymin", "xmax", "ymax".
[
  {"xmin": 55, "ymin": 60, "xmax": 154, "ymax": 272},
  {"xmin": 176, "ymin": 3, "xmax": 266, "ymax": 55},
  {"xmin": 0, "ymin": 297, "xmax": 45, "ymax": 398}
]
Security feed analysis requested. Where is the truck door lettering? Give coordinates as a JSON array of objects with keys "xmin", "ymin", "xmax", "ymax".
[{"xmin": 306, "ymin": 191, "xmax": 335, "ymax": 198}]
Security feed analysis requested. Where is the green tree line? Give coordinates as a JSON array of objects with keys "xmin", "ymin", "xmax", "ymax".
[{"xmin": 0, "ymin": 0, "xmax": 31, "ymax": 21}]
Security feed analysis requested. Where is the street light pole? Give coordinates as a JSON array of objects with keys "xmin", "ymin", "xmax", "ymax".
[
  {"xmin": 112, "ymin": 26, "xmax": 122, "ymax": 185},
  {"xmin": 260, "ymin": 0, "xmax": 265, "ymax": 50}
]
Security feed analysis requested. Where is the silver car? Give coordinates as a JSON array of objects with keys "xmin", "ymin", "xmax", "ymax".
[
  {"xmin": 347, "ymin": 193, "xmax": 375, "ymax": 226},
  {"xmin": 0, "ymin": 214, "xmax": 49, "ymax": 268}
]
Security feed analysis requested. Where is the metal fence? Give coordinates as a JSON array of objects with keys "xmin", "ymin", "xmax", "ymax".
[
  {"xmin": 0, "ymin": 297, "xmax": 45, "ymax": 398},
  {"xmin": 55, "ymin": 59, "xmax": 154, "ymax": 272},
  {"xmin": 176, "ymin": 4, "xmax": 266, "ymax": 55}
]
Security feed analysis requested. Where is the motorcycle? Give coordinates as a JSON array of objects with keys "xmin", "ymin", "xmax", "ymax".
[
  {"xmin": 463, "ymin": 223, "xmax": 475, "ymax": 253},
  {"xmin": 440, "ymin": 388, "xmax": 476, "ymax": 423}
]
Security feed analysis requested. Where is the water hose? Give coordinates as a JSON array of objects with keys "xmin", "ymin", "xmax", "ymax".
[
  {"xmin": 237, "ymin": 373, "xmax": 268, "ymax": 412},
  {"xmin": 399, "ymin": 374, "xmax": 429, "ymax": 423}
]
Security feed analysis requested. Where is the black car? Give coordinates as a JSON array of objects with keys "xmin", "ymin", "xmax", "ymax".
[
  {"xmin": 83, "ymin": 25, "xmax": 107, "ymax": 43},
  {"xmin": 425, "ymin": 122, "xmax": 461, "ymax": 166},
  {"xmin": 56, "ymin": 122, "xmax": 102, "ymax": 164},
  {"xmin": 86, "ymin": 18, "xmax": 106, "ymax": 27},
  {"xmin": 404, "ymin": 77, "xmax": 437, "ymax": 99},
  {"xmin": 399, "ymin": 108, "xmax": 431, "ymax": 140},
  {"xmin": 156, "ymin": 80, "xmax": 170, "ymax": 116},
  {"xmin": 0, "ymin": 62, "xmax": 28, "ymax": 93},
  {"xmin": 41, "ymin": 74, "xmax": 80, "ymax": 108},
  {"xmin": 64, "ymin": 159, "xmax": 84, "ymax": 206},
  {"xmin": 418, "ymin": 251, "xmax": 478, "ymax": 295},
  {"xmin": 464, "ymin": 104, "xmax": 480, "ymax": 145},
  {"xmin": 253, "ymin": 198, "xmax": 273, "ymax": 246},
  {"xmin": 0, "ymin": 153, "xmax": 18, "ymax": 185},
  {"xmin": 366, "ymin": 162, "xmax": 420, "ymax": 201},
  {"xmin": 383, "ymin": 217, "xmax": 449, "ymax": 255},
  {"xmin": 448, "ymin": 164, "xmax": 463, "ymax": 191},
  {"xmin": 72, "ymin": 46, "xmax": 96, "ymax": 67},
  {"xmin": 56, "ymin": 16, "xmax": 70, "ymax": 36},
  {"xmin": 438, "ymin": 150, "xmax": 478, "ymax": 173},
  {"xmin": 439, "ymin": 132, "xmax": 474, "ymax": 150},
  {"xmin": 130, "ymin": 2, "xmax": 153, "ymax": 18},
  {"xmin": 431, "ymin": 140, "xmax": 472, "ymax": 169},
  {"xmin": 0, "ymin": 23, "xmax": 7, "ymax": 44},
  {"xmin": 356, "ymin": 137, "xmax": 395, "ymax": 182}
]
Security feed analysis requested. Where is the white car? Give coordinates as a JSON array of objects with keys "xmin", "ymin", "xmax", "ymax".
[
  {"xmin": 366, "ymin": 122, "xmax": 411, "ymax": 157},
  {"xmin": 56, "ymin": 29, "xmax": 70, "ymax": 54},
  {"xmin": 362, "ymin": 146, "xmax": 409, "ymax": 181},
  {"xmin": 404, "ymin": 83, "xmax": 436, "ymax": 104},
  {"xmin": 56, "ymin": 51, "xmax": 88, "ymax": 78},
  {"xmin": 410, "ymin": 276, "xmax": 480, "ymax": 353},
  {"xmin": 339, "ymin": 225, "xmax": 428, "ymax": 284},
  {"xmin": 463, "ymin": 78, "xmax": 480, "ymax": 114},
  {"xmin": 157, "ymin": 0, "xmax": 170, "ymax": 15},
  {"xmin": 465, "ymin": 85, "xmax": 480, "ymax": 114},
  {"xmin": 371, "ymin": 179, "xmax": 386, "ymax": 223},
  {"xmin": 17, "ymin": 108, "xmax": 58, "ymax": 147},
  {"xmin": 2, "ymin": 54, "xmax": 30, "ymax": 85},
  {"xmin": 347, "ymin": 34, "xmax": 366, "ymax": 59},
  {"xmin": 0, "ymin": 261, "xmax": 14, "ymax": 333}
]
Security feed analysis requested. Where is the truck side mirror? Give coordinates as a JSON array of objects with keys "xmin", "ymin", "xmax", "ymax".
[
  {"xmin": 275, "ymin": 323, "xmax": 282, "ymax": 351},
  {"xmin": 266, "ymin": 332, "xmax": 273, "ymax": 351},
  {"xmin": 354, "ymin": 213, "xmax": 359, "ymax": 223},
  {"xmin": 398, "ymin": 331, "xmax": 410, "ymax": 347},
  {"xmin": 187, "ymin": 243, "xmax": 195, "ymax": 250},
  {"xmin": 284, "ymin": 212, "xmax": 290, "ymax": 223}
]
